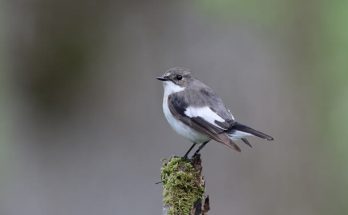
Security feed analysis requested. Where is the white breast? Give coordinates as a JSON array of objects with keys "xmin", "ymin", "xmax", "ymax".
[
  {"xmin": 163, "ymin": 97, "xmax": 209, "ymax": 143},
  {"xmin": 162, "ymin": 81, "xmax": 210, "ymax": 143}
]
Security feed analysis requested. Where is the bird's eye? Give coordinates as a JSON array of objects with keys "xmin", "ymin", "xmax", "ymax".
[{"xmin": 176, "ymin": 75, "xmax": 182, "ymax": 80}]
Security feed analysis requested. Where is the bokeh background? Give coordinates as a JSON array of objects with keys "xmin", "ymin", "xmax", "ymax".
[{"xmin": 1, "ymin": 0, "xmax": 348, "ymax": 214}]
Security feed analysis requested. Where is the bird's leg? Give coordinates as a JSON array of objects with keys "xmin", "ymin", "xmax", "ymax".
[
  {"xmin": 193, "ymin": 141, "xmax": 209, "ymax": 157},
  {"xmin": 183, "ymin": 143, "xmax": 197, "ymax": 159}
]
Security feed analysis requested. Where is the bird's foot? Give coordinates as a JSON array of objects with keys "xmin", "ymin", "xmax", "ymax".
[{"xmin": 181, "ymin": 154, "xmax": 193, "ymax": 161}]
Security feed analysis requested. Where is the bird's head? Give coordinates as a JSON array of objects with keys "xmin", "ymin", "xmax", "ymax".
[{"xmin": 156, "ymin": 67, "xmax": 193, "ymax": 90}]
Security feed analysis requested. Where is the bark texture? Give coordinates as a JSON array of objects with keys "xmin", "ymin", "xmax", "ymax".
[{"xmin": 161, "ymin": 154, "xmax": 210, "ymax": 215}]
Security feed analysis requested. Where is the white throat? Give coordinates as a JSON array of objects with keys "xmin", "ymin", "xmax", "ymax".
[{"xmin": 163, "ymin": 81, "xmax": 185, "ymax": 96}]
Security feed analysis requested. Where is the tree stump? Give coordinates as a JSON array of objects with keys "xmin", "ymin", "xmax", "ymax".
[{"xmin": 161, "ymin": 154, "xmax": 210, "ymax": 215}]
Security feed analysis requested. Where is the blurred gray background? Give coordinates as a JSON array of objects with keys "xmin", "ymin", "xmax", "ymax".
[{"xmin": 1, "ymin": 0, "xmax": 348, "ymax": 214}]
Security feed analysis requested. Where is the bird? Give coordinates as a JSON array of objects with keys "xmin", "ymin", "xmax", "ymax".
[{"xmin": 157, "ymin": 67, "xmax": 273, "ymax": 158}]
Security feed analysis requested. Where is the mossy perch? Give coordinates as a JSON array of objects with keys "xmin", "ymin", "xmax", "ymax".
[{"xmin": 161, "ymin": 154, "xmax": 210, "ymax": 215}]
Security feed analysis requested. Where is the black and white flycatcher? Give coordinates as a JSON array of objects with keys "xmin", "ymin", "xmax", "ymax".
[{"xmin": 157, "ymin": 67, "xmax": 274, "ymax": 158}]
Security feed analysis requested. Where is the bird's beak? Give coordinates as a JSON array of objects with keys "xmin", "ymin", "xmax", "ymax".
[{"xmin": 156, "ymin": 76, "xmax": 169, "ymax": 81}]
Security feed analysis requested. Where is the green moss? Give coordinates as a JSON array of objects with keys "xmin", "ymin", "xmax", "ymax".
[{"xmin": 161, "ymin": 157, "xmax": 205, "ymax": 215}]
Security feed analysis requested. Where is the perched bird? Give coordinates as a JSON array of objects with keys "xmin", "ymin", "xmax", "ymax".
[{"xmin": 157, "ymin": 67, "xmax": 273, "ymax": 158}]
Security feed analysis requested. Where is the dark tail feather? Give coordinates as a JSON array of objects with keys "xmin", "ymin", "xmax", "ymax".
[
  {"xmin": 231, "ymin": 122, "xmax": 274, "ymax": 141},
  {"xmin": 229, "ymin": 139, "xmax": 241, "ymax": 152},
  {"xmin": 241, "ymin": 138, "xmax": 252, "ymax": 148}
]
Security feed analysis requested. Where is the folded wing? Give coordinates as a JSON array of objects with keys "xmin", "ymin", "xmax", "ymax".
[{"xmin": 168, "ymin": 93, "xmax": 241, "ymax": 151}]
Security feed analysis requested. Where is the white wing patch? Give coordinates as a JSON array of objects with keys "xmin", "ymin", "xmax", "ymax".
[{"xmin": 184, "ymin": 106, "xmax": 226, "ymax": 129}]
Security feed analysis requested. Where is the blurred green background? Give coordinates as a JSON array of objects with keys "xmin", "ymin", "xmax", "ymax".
[{"xmin": 1, "ymin": 0, "xmax": 348, "ymax": 214}]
